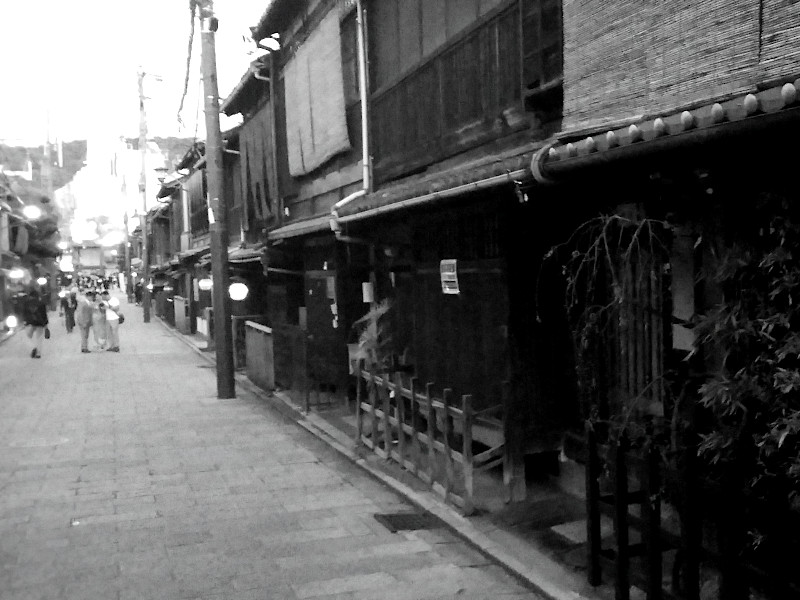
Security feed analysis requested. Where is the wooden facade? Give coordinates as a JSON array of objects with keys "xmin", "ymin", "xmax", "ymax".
[{"xmin": 370, "ymin": 0, "xmax": 562, "ymax": 182}]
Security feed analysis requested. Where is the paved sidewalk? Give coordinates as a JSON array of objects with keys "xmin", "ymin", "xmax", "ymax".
[
  {"xmin": 165, "ymin": 318, "xmax": 609, "ymax": 600},
  {"xmin": 0, "ymin": 297, "xmax": 544, "ymax": 600}
]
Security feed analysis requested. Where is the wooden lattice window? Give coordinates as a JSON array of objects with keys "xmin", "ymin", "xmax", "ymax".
[{"xmin": 521, "ymin": 0, "xmax": 563, "ymax": 94}]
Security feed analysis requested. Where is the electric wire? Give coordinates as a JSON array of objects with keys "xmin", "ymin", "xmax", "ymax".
[{"xmin": 177, "ymin": 0, "xmax": 198, "ymax": 129}]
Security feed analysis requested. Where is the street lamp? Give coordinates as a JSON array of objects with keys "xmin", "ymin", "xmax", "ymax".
[
  {"xmin": 228, "ymin": 282, "xmax": 249, "ymax": 301},
  {"xmin": 36, "ymin": 277, "xmax": 48, "ymax": 286},
  {"xmin": 8, "ymin": 268, "xmax": 25, "ymax": 280},
  {"xmin": 22, "ymin": 205, "xmax": 42, "ymax": 220}
]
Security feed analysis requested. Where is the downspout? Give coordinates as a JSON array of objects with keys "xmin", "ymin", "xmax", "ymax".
[
  {"xmin": 330, "ymin": 0, "xmax": 371, "ymax": 235},
  {"xmin": 268, "ymin": 52, "xmax": 281, "ymax": 228}
]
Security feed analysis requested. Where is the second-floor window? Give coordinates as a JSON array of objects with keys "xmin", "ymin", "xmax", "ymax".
[{"xmin": 522, "ymin": 0, "xmax": 563, "ymax": 94}]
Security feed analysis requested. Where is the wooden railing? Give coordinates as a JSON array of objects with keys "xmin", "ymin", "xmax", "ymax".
[{"xmin": 355, "ymin": 367, "xmax": 506, "ymax": 515}]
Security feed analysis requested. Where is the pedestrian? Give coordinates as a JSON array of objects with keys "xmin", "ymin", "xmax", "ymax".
[
  {"xmin": 75, "ymin": 291, "xmax": 96, "ymax": 353},
  {"xmin": 101, "ymin": 291, "xmax": 122, "ymax": 352},
  {"xmin": 93, "ymin": 295, "xmax": 108, "ymax": 350},
  {"xmin": 22, "ymin": 289, "xmax": 49, "ymax": 359},
  {"xmin": 134, "ymin": 280, "xmax": 143, "ymax": 305},
  {"xmin": 60, "ymin": 289, "xmax": 77, "ymax": 333}
]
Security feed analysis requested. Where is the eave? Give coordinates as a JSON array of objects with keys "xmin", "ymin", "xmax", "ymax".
[{"xmin": 534, "ymin": 78, "xmax": 800, "ymax": 182}]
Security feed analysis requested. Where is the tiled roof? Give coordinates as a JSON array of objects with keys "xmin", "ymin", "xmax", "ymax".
[{"xmin": 534, "ymin": 79, "xmax": 800, "ymax": 181}]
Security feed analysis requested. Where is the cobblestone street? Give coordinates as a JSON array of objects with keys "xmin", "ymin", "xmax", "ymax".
[{"xmin": 0, "ymin": 299, "xmax": 542, "ymax": 600}]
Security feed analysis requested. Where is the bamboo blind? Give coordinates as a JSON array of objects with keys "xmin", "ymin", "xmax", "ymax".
[{"xmin": 563, "ymin": 0, "xmax": 768, "ymax": 131}]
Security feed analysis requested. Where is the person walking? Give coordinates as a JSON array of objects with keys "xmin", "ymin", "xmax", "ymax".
[
  {"xmin": 60, "ymin": 289, "xmax": 77, "ymax": 333},
  {"xmin": 75, "ymin": 291, "xmax": 96, "ymax": 353},
  {"xmin": 101, "ymin": 291, "xmax": 122, "ymax": 352},
  {"xmin": 22, "ymin": 289, "xmax": 49, "ymax": 359},
  {"xmin": 92, "ymin": 295, "xmax": 107, "ymax": 350}
]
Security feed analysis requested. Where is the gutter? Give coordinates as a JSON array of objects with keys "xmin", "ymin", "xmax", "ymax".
[
  {"xmin": 330, "ymin": 0, "xmax": 371, "ymax": 236},
  {"xmin": 337, "ymin": 169, "xmax": 528, "ymax": 224}
]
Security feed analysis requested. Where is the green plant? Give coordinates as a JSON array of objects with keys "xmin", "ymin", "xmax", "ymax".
[
  {"xmin": 539, "ymin": 209, "xmax": 671, "ymax": 442},
  {"xmin": 692, "ymin": 194, "xmax": 800, "ymax": 510},
  {"xmin": 351, "ymin": 299, "xmax": 394, "ymax": 372}
]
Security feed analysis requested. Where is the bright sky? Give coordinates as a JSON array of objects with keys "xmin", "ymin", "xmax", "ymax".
[{"xmin": 0, "ymin": 1, "xmax": 268, "ymax": 147}]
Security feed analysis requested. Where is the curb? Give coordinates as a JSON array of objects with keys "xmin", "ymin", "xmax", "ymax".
[
  {"xmin": 0, "ymin": 327, "xmax": 19, "ymax": 347},
  {"xmin": 157, "ymin": 317, "xmax": 597, "ymax": 600}
]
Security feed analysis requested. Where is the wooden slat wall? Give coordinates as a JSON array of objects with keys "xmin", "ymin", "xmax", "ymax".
[
  {"xmin": 371, "ymin": 4, "xmax": 530, "ymax": 182},
  {"xmin": 612, "ymin": 252, "xmax": 665, "ymax": 419}
]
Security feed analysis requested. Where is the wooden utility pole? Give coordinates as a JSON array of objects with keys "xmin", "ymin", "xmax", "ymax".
[
  {"xmin": 138, "ymin": 70, "xmax": 151, "ymax": 323},
  {"xmin": 199, "ymin": 0, "xmax": 235, "ymax": 398},
  {"xmin": 123, "ymin": 211, "xmax": 133, "ymax": 303}
]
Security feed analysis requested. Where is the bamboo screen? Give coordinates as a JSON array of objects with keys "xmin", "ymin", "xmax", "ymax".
[{"xmin": 562, "ymin": 0, "xmax": 762, "ymax": 131}]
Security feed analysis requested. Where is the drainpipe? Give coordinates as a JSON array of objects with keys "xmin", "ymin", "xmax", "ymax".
[{"xmin": 330, "ymin": 0, "xmax": 371, "ymax": 234}]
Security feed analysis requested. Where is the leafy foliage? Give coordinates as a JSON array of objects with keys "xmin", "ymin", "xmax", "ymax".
[
  {"xmin": 693, "ymin": 195, "xmax": 800, "ymax": 511},
  {"xmin": 351, "ymin": 299, "xmax": 394, "ymax": 372}
]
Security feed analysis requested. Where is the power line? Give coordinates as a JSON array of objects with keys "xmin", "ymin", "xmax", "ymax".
[{"xmin": 177, "ymin": 0, "xmax": 198, "ymax": 129}]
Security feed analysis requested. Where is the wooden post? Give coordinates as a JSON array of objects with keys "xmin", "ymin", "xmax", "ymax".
[
  {"xmin": 680, "ymin": 432, "xmax": 701, "ymax": 600},
  {"xmin": 462, "ymin": 394, "xmax": 474, "ymax": 516},
  {"xmin": 614, "ymin": 433, "xmax": 630, "ymax": 600},
  {"xmin": 426, "ymin": 382, "xmax": 436, "ymax": 488},
  {"xmin": 642, "ymin": 444, "xmax": 662, "ymax": 600},
  {"xmin": 586, "ymin": 423, "xmax": 602, "ymax": 586},
  {"xmin": 442, "ymin": 388, "xmax": 456, "ymax": 504},
  {"xmin": 370, "ymin": 375, "xmax": 378, "ymax": 450},
  {"xmin": 502, "ymin": 380, "xmax": 525, "ymax": 502},
  {"xmin": 395, "ymin": 372, "xmax": 406, "ymax": 468},
  {"xmin": 382, "ymin": 375, "xmax": 392, "ymax": 458},
  {"xmin": 409, "ymin": 377, "xmax": 420, "ymax": 475},
  {"xmin": 355, "ymin": 364, "xmax": 363, "ymax": 446}
]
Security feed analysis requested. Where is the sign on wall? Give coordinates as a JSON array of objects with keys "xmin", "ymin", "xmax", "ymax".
[{"xmin": 440, "ymin": 259, "xmax": 459, "ymax": 294}]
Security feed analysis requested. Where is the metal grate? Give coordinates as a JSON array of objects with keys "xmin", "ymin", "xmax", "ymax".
[{"xmin": 373, "ymin": 512, "xmax": 442, "ymax": 533}]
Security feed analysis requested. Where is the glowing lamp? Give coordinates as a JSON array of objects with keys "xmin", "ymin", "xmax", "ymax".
[
  {"xmin": 198, "ymin": 278, "xmax": 213, "ymax": 291},
  {"xmin": 22, "ymin": 205, "xmax": 42, "ymax": 220},
  {"xmin": 57, "ymin": 241, "xmax": 69, "ymax": 250},
  {"xmin": 58, "ymin": 290, "xmax": 67, "ymax": 298},
  {"xmin": 146, "ymin": 283, "xmax": 153, "ymax": 291},
  {"xmin": 228, "ymin": 282, "xmax": 249, "ymax": 301},
  {"xmin": 5, "ymin": 315, "xmax": 18, "ymax": 329},
  {"xmin": 9, "ymin": 268, "xmax": 25, "ymax": 280},
  {"xmin": 36, "ymin": 277, "xmax": 48, "ymax": 286}
]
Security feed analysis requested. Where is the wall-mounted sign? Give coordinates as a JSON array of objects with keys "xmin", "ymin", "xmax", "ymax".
[
  {"xmin": 440, "ymin": 259, "xmax": 459, "ymax": 295},
  {"xmin": 362, "ymin": 281, "xmax": 374, "ymax": 303}
]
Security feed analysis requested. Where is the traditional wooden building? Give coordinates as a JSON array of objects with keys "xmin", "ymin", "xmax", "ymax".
[
  {"xmin": 230, "ymin": 0, "xmax": 573, "ymax": 501},
  {"xmin": 524, "ymin": 2, "xmax": 800, "ymax": 598}
]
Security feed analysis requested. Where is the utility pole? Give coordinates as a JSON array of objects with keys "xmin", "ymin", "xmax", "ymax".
[
  {"xmin": 44, "ymin": 112, "xmax": 57, "ymax": 310},
  {"xmin": 138, "ymin": 70, "xmax": 151, "ymax": 323},
  {"xmin": 123, "ymin": 211, "xmax": 133, "ymax": 303},
  {"xmin": 199, "ymin": 0, "xmax": 235, "ymax": 398}
]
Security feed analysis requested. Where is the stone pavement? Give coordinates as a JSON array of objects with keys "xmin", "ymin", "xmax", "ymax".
[{"xmin": 0, "ymin": 295, "xmax": 544, "ymax": 600}]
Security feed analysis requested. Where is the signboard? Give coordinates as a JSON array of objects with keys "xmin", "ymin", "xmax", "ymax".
[{"xmin": 440, "ymin": 259, "xmax": 459, "ymax": 294}]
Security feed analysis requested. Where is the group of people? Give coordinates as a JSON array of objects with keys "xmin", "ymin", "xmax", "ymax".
[
  {"xmin": 20, "ymin": 287, "xmax": 125, "ymax": 358},
  {"xmin": 59, "ymin": 288, "xmax": 124, "ymax": 353}
]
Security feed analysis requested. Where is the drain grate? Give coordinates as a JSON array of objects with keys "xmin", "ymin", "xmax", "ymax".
[{"xmin": 373, "ymin": 512, "xmax": 442, "ymax": 533}]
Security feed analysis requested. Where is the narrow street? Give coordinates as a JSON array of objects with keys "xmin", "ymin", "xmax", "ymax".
[{"xmin": 0, "ymin": 296, "xmax": 541, "ymax": 600}]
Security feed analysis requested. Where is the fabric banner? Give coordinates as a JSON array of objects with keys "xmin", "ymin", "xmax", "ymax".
[
  {"xmin": 239, "ymin": 103, "xmax": 276, "ymax": 226},
  {"xmin": 284, "ymin": 8, "xmax": 351, "ymax": 177}
]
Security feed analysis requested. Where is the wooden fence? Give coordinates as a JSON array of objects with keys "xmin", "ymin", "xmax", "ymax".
[
  {"xmin": 355, "ymin": 367, "xmax": 506, "ymax": 515},
  {"xmin": 585, "ymin": 426, "xmax": 800, "ymax": 600}
]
